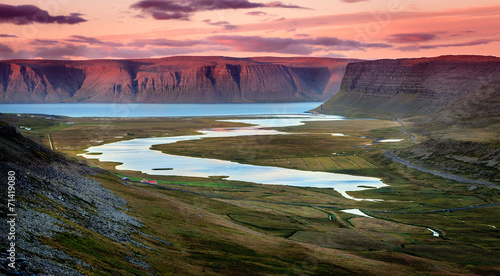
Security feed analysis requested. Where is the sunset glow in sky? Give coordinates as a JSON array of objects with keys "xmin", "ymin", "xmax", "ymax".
[{"xmin": 1, "ymin": 0, "xmax": 499, "ymax": 60}]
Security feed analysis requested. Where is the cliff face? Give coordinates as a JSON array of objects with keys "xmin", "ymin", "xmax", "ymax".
[
  {"xmin": 0, "ymin": 56, "xmax": 357, "ymax": 103},
  {"xmin": 318, "ymin": 55, "xmax": 500, "ymax": 118}
]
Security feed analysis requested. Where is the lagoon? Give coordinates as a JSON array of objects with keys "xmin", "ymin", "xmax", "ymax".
[
  {"xmin": 80, "ymin": 114, "xmax": 388, "ymax": 201},
  {"xmin": 0, "ymin": 102, "xmax": 323, "ymax": 117}
]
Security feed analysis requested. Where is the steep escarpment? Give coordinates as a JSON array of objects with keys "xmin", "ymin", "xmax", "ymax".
[
  {"xmin": 317, "ymin": 55, "xmax": 500, "ymax": 118},
  {"xmin": 0, "ymin": 56, "xmax": 357, "ymax": 103},
  {"xmin": 0, "ymin": 120, "xmax": 146, "ymax": 274}
]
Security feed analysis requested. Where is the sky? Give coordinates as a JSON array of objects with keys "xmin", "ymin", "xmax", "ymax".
[{"xmin": 0, "ymin": 0, "xmax": 499, "ymax": 60}]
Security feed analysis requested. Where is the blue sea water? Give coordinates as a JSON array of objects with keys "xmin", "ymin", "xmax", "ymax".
[{"xmin": 0, "ymin": 102, "xmax": 323, "ymax": 117}]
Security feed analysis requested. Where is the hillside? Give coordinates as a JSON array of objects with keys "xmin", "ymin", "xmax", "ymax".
[
  {"xmin": 419, "ymin": 80, "xmax": 500, "ymax": 129},
  {"xmin": 316, "ymin": 55, "xmax": 500, "ymax": 118},
  {"xmin": 0, "ymin": 56, "xmax": 357, "ymax": 103},
  {"xmin": 0, "ymin": 120, "xmax": 145, "ymax": 274}
]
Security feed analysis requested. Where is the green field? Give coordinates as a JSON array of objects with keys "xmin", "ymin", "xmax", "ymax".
[{"xmin": 5, "ymin": 114, "xmax": 500, "ymax": 275}]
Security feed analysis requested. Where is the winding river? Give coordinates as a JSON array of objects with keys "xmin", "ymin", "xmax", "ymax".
[{"xmin": 79, "ymin": 114, "xmax": 389, "ymax": 201}]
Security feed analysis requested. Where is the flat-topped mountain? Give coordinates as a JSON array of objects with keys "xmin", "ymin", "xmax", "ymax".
[
  {"xmin": 317, "ymin": 55, "xmax": 500, "ymax": 118},
  {"xmin": 0, "ymin": 56, "xmax": 358, "ymax": 103}
]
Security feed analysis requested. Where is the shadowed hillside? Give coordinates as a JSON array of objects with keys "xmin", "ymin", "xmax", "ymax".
[
  {"xmin": 0, "ymin": 120, "xmax": 145, "ymax": 274},
  {"xmin": 419, "ymin": 80, "xmax": 500, "ymax": 129}
]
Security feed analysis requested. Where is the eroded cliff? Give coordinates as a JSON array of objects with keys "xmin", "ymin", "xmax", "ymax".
[
  {"xmin": 317, "ymin": 55, "xmax": 500, "ymax": 118},
  {"xmin": 0, "ymin": 56, "xmax": 357, "ymax": 103}
]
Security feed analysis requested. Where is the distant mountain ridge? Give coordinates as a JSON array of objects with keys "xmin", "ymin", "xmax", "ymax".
[
  {"xmin": 316, "ymin": 55, "xmax": 500, "ymax": 118},
  {"xmin": 0, "ymin": 56, "xmax": 358, "ymax": 103}
]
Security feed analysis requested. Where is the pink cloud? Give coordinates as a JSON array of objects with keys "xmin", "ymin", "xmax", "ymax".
[
  {"xmin": 128, "ymin": 38, "xmax": 205, "ymax": 47},
  {"xmin": 397, "ymin": 39, "xmax": 497, "ymax": 52}
]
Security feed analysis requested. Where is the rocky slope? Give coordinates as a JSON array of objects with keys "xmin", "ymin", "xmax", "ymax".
[
  {"xmin": 419, "ymin": 80, "xmax": 500, "ymax": 129},
  {"xmin": 0, "ymin": 120, "xmax": 145, "ymax": 275},
  {"xmin": 394, "ymin": 139, "xmax": 500, "ymax": 184},
  {"xmin": 317, "ymin": 55, "xmax": 500, "ymax": 118},
  {"xmin": 0, "ymin": 56, "xmax": 357, "ymax": 103}
]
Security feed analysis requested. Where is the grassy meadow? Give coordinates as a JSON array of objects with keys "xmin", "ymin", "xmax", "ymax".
[{"xmin": 5, "ymin": 113, "xmax": 500, "ymax": 275}]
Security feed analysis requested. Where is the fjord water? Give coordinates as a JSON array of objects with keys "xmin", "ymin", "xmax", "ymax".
[
  {"xmin": 0, "ymin": 102, "xmax": 323, "ymax": 117},
  {"xmin": 80, "ymin": 113, "xmax": 388, "ymax": 201}
]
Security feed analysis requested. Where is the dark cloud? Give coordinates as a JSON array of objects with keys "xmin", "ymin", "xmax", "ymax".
[
  {"xmin": 363, "ymin": 43, "xmax": 393, "ymax": 48},
  {"xmin": 66, "ymin": 35, "xmax": 124, "ymax": 47},
  {"xmin": 209, "ymin": 35, "xmax": 392, "ymax": 54},
  {"xmin": 128, "ymin": 38, "xmax": 205, "ymax": 47},
  {"xmin": 0, "ymin": 43, "xmax": 14, "ymax": 54},
  {"xmin": 386, "ymin": 33, "xmax": 437, "ymax": 43},
  {"xmin": 421, "ymin": 39, "xmax": 495, "ymax": 49},
  {"xmin": 450, "ymin": 30, "xmax": 476, "ymax": 37},
  {"xmin": 131, "ymin": 0, "xmax": 308, "ymax": 21},
  {"xmin": 30, "ymin": 44, "xmax": 93, "ymax": 59},
  {"xmin": 246, "ymin": 11, "xmax": 268, "ymax": 16},
  {"xmin": 67, "ymin": 35, "xmax": 103, "ymax": 45},
  {"xmin": 27, "ymin": 43, "xmax": 218, "ymax": 60},
  {"xmin": 30, "ymin": 39, "xmax": 60, "ymax": 46},
  {"xmin": 2, "ymin": 36, "xmax": 219, "ymax": 60},
  {"xmin": 0, "ymin": 34, "xmax": 19, "ymax": 38},
  {"xmin": 397, "ymin": 39, "xmax": 496, "ymax": 52},
  {"xmin": 265, "ymin": 1, "xmax": 305, "ymax": 8},
  {"xmin": 0, "ymin": 4, "xmax": 87, "ymax": 25},
  {"xmin": 303, "ymin": 37, "xmax": 392, "ymax": 49},
  {"xmin": 209, "ymin": 35, "xmax": 312, "ymax": 54},
  {"xmin": 202, "ymin": 19, "xmax": 238, "ymax": 30},
  {"xmin": 0, "ymin": 47, "xmax": 31, "ymax": 59}
]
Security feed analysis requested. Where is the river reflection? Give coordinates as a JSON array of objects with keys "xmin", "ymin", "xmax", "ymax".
[{"xmin": 80, "ymin": 114, "xmax": 388, "ymax": 201}]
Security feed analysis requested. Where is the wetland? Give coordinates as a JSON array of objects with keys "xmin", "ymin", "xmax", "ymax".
[{"xmin": 2, "ymin": 103, "xmax": 499, "ymax": 275}]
